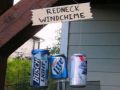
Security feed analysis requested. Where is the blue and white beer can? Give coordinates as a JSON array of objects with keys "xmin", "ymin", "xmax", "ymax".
[
  {"xmin": 49, "ymin": 54, "xmax": 68, "ymax": 79},
  {"xmin": 69, "ymin": 53, "xmax": 87, "ymax": 87},
  {"xmin": 31, "ymin": 49, "xmax": 49, "ymax": 87}
]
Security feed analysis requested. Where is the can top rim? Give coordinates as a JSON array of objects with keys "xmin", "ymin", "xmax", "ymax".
[
  {"xmin": 73, "ymin": 53, "xmax": 86, "ymax": 56},
  {"xmin": 52, "ymin": 54, "xmax": 65, "ymax": 57},
  {"xmin": 32, "ymin": 49, "xmax": 49, "ymax": 55},
  {"xmin": 53, "ymin": 54, "xmax": 64, "ymax": 56}
]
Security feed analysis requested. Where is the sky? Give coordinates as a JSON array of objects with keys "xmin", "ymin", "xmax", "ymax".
[
  {"xmin": 14, "ymin": 0, "xmax": 62, "ymax": 49},
  {"xmin": 35, "ymin": 23, "xmax": 62, "ymax": 49},
  {"xmin": 14, "ymin": 0, "xmax": 20, "ymax": 4}
]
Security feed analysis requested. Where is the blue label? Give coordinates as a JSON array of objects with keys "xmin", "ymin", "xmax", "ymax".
[
  {"xmin": 32, "ymin": 57, "xmax": 41, "ymax": 86},
  {"xmin": 50, "ymin": 56, "xmax": 68, "ymax": 79},
  {"xmin": 80, "ymin": 61, "xmax": 87, "ymax": 75},
  {"xmin": 31, "ymin": 49, "xmax": 49, "ymax": 87}
]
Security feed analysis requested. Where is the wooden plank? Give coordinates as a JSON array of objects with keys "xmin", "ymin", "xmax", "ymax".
[
  {"xmin": 69, "ymin": 21, "xmax": 120, "ymax": 33},
  {"xmin": 0, "ymin": 56, "xmax": 8, "ymax": 90},
  {"xmin": 0, "ymin": 1, "xmax": 13, "ymax": 90},
  {"xmin": 88, "ymin": 59, "xmax": 120, "ymax": 72},
  {"xmin": 69, "ymin": 33, "xmax": 120, "ymax": 45},
  {"xmin": 101, "ymin": 86, "xmax": 120, "ymax": 90},
  {"xmin": 68, "ymin": 46, "xmax": 120, "ymax": 58},
  {"xmin": 0, "ymin": 0, "xmax": 13, "ymax": 15},
  {"xmin": 88, "ymin": 72, "xmax": 120, "ymax": 86},
  {"xmin": 0, "ymin": 0, "xmax": 58, "ymax": 48},
  {"xmin": 66, "ymin": 81, "xmax": 100, "ymax": 90}
]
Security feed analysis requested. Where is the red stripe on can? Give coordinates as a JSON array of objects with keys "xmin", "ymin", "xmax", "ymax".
[{"xmin": 79, "ymin": 56, "xmax": 85, "ymax": 61}]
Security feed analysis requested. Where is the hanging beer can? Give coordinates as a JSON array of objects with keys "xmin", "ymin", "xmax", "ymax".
[
  {"xmin": 30, "ymin": 49, "xmax": 49, "ymax": 87},
  {"xmin": 69, "ymin": 53, "xmax": 87, "ymax": 87},
  {"xmin": 49, "ymin": 54, "xmax": 68, "ymax": 79}
]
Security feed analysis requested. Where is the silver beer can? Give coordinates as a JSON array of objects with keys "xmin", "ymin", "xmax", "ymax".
[{"xmin": 69, "ymin": 53, "xmax": 87, "ymax": 87}]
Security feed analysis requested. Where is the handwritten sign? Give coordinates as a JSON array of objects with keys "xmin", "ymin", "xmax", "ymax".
[{"xmin": 32, "ymin": 2, "xmax": 92, "ymax": 26}]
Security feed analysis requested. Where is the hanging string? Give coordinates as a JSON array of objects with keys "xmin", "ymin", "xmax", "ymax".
[{"xmin": 72, "ymin": 0, "xmax": 79, "ymax": 4}]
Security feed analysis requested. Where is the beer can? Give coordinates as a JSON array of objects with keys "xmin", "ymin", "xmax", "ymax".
[
  {"xmin": 49, "ymin": 54, "xmax": 68, "ymax": 79},
  {"xmin": 31, "ymin": 49, "xmax": 49, "ymax": 87},
  {"xmin": 69, "ymin": 53, "xmax": 87, "ymax": 87}
]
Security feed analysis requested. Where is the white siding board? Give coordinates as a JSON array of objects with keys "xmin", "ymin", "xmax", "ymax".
[
  {"xmin": 101, "ymin": 86, "xmax": 120, "ymax": 90},
  {"xmin": 66, "ymin": 81, "xmax": 100, "ymax": 90},
  {"xmin": 69, "ymin": 33, "xmax": 120, "ymax": 45},
  {"xmin": 66, "ymin": 5, "xmax": 120, "ymax": 90},
  {"xmin": 68, "ymin": 46, "xmax": 120, "ymax": 58},
  {"xmin": 70, "ymin": 21, "xmax": 120, "ymax": 33},
  {"xmin": 88, "ymin": 72, "xmax": 120, "ymax": 86},
  {"xmin": 88, "ymin": 59, "xmax": 120, "ymax": 72}
]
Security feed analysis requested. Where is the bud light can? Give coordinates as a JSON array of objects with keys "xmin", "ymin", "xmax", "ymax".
[
  {"xmin": 69, "ymin": 53, "xmax": 87, "ymax": 87},
  {"xmin": 49, "ymin": 54, "xmax": 68, "ymax": 79},
  {"xmin": 31, "ymin": 49, "xmax": 49, "ymax": 87}
]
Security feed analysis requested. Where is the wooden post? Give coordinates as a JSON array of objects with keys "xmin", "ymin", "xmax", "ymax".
[
  {"xmin": 0, "ymin": 0, "xmax": 58, "ymax": 48},
  {"xmin": 0, "ymin": 0, "xmax": 13, "ymax": 15},
  {"xmin": 0, "ymin": 55, "xmax": 8, "ymax": 90},
  {"xmin": 0, "ymin": 0, "xmax": 13, "ymax": 90}
]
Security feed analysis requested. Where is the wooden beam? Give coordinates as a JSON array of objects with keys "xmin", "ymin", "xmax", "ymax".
[
  {"xmin": 0, "ymin": 23, "xmax": 44, "ymax": 56},
  {"xmin": 0, "ymin": 0, "xmax": 13, "ymax": 15},
  {"xmin": 0, "ymin": 56, "xmax": 8, "ymax": 90},
  {"xmin": 0, "ymin": 1, "xmax": 13, "ymax": 90},
  {"xmin": 0, "ymin": 0, "xmax": 58, "ymax": 48}
]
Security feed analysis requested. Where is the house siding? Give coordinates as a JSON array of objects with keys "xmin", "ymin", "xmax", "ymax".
[
  {"xmin": 66, "ymin": 5, "xmax": 120, "ymax": 90},
  {"xmin": 10, "ymin": 38, "xmax": 40, "ymax": 58}
]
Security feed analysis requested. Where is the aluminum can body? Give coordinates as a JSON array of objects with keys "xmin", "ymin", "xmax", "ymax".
[
  {"xmin": 69, "ymin": 53, "xmax": 87, "ymax": 87},
  {"xmin": 49, "ymin": 54, "xmax": 68, "ymax": 79},
  {"xmin": 31, "ymin": 49, "xmax": 49, "ymax": 87}
]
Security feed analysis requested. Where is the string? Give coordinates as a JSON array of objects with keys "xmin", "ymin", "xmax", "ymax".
[{"xmin": 72, "ymin": 0, "xmax": 79, "ymax": 4}]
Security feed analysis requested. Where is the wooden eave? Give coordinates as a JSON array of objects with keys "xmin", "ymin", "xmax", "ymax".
[
  {"xmin": 0, "ymin": 0, "xmax": 57, "ymax": 56},
  {"xmin": 0, "ymin": 0, "xmax": 13, "ymax": 15}
]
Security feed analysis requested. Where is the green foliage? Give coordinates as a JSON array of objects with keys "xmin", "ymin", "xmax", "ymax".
[
  {"xmin": 5, "ymin": 58, "xmax": 57, "ymax": 90},
  {"xmin": 5, "ymin": 58, "xmax": 31, "ymax": 90},
  {"xmin": 49, "ymin": 46, "xmax": 60, "ymax": 54},
  {"xmin": 49, "ymin": 29, "xmax": 61, "ymax": 55}
]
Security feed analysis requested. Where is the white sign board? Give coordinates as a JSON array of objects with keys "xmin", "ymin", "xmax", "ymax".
[{"xmin": 32, "ymin": 2, "xmax": 93, "ymax": 26}]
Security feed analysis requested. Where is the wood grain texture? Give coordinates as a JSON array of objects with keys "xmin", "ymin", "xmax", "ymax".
[
  {"xmin": 0, "ymin": 1, "xmax": 13, "ymax": 90},
  {"xmin": 0, "ymin": 0, "xmax": 58, "ymax": 48}
]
